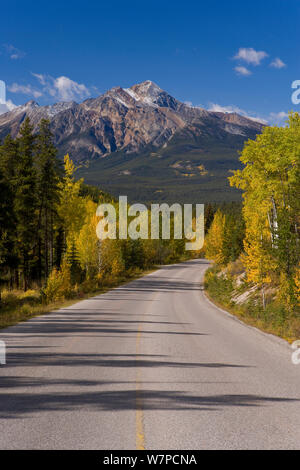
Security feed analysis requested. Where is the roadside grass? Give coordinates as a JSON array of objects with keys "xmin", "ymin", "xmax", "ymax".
[
  {"xmin": 204, "ymin": 266, "xmax": 300, "ymax": 343},
  {"xmin": 0, "ymin": 267, "xmax": 158, "ymax": 330}
]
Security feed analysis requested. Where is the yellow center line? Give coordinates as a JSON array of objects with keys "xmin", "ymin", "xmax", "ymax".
[
  {"xmin": 135, "ymin": 273, "xmax": 163, "ymax": 450},
  {"xmin": 136, "ymin": 324, "xmax": 146, "ymax": 450}
]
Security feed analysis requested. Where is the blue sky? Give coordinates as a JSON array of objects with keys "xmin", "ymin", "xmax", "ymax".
[{"xmin": 0, "ymin": 0, "xmax": 299, "ymax": 124}]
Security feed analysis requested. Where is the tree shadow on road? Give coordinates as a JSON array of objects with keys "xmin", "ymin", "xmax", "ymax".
[
  {"xmin": 0, "ymin": 384, "xmax": 298, "ymax": 418},
  {"xmin": 1, "ymin": 351, "xmax": 249, "ymax": 369}
]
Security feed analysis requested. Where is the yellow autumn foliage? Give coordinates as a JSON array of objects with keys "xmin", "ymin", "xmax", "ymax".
[{"xmin": 205, "ymin": 209, "xmax": 226, "ymax": 265}]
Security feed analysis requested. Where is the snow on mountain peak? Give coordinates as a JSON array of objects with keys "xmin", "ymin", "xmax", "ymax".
[
  {"xmin": 122, "ymin": 81, "xmax": 163, "ymax": 107},
  {"xmin": 131, "ymin": 80, "xmax": 162, "ymax": 98},
  {"xmin": 45, "ymin": 101, "xmax": 76, "ymax": 117},
  {"xmin": 24, "ymin": 100, "xmax": 39, "ymax": 108}
]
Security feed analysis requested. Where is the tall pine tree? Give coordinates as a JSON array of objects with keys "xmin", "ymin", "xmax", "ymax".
[
  {"xmin": 36, "ymin": 119, "xmax": 61, "ymax": 281},
  {"xmin": 15, "ymin": 117, "xmax": 38, "ymax": 290},
  {"xmin": 0, "ymin": 135, "xmax": 19, "ymax": 287}
]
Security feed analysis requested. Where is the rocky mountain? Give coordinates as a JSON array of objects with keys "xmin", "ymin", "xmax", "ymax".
[{"xmin": 0, "ymin": 81, "xmax": 264, "ymax": 202}]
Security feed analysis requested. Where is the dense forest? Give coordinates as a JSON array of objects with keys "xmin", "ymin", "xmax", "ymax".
[
  {"xmin": 0, "ymin": 118, "xmax": 194, "ymax": 325},
  {"xmin": 205, "ymin": 113, "xmax": 300, "ymax": 339}
]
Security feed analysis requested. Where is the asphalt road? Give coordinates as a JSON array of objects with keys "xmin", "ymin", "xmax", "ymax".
[{"xmin": 0, "ymin": 259, "xmax": 299, "ymax": 450}]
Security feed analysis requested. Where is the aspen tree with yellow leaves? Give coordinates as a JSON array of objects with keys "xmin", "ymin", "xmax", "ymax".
[
  {"xmin": 75, "ymin": 199, "xmax": 101, "ymax": 278},
  {"xmin": 229, "ymin": 112, "xmax": 300, "ymax": 309},
  {"xmin": 205, "ymin": 209, "xmax": 226, "ymax": 265}
]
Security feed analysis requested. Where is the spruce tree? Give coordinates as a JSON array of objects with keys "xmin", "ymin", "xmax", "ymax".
[
  {"xmin": 15, "ymin": 117, "xmax": 38, "ymax": 290},
  {"xmin": 0, "ymin": 166, "xmax": 15, "ymax": 299},
  {"xmin": 205, "ymin": 203, "xmax": 215, "ymax": 233},
  {"xmin": 36, "ymin": 119, "xmax": 61, "ymax": 280},
  {"xmin": 0, "ymin": 135, "xmax": 19, "ymax": 287},
  {"xmin": 0, "ymin": 134, "xmax": 18, "ymax": 183}
]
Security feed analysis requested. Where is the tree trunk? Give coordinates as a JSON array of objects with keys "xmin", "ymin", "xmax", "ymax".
[
  {"xmin": 44, "ymin": 210, "xmax": 49, "ymax": 280},
  {"xmin": 262, "ymin": 284, "xmax": 266, "ymax": 310}
]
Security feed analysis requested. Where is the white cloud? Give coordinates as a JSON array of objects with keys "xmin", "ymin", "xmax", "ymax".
[
  {"xmin": 3, "ymin": 44, "xmax": 26, "ymax": 60},
  {"xmin": 31, "ymin": 73, "xmax": 47, "ymax": 85},
  {"xmin": 8, "ymin": 83, "xmax": 42, "ymax": 98},
  {"xmin": 209, "ymin": 104, "xmax": 288, "ymax": 126},
  {"xmin": 52, "ymin": 76, "xmax": 90, "ymax": 101},
  {"xmin": 208, "ymin": 103, "xmax": 267, "ymax": 124},
  {"xmin": 234, "ymin": 47, "xmax": 268, "ymax": 66},
  {"xmin": 270, "ymin": 57, "xmax": 286, "ymax": 69},
  {"xmin": 268, "ymin": 111, "xmax": 288, "ymax": 125},
  {"xmin": 209, "ymin": 103, "xmax": 243, "ymax": 114},
  {"xmin": 7, "ymin": 74, "xmax": 91, "ymax": 103},
  {"xmin": 90, "ymin": 85, "xmax": 101, "ymax": 94},
  {"xmin": 0, "ymin": 99, "xmax": 17, "ymax": 115},
  {"xmin": 234, "ymin": 66, "xmax": 252, "ymax": 76},
  {"xmin": 31, "ymin": 73, "xmax": 91, "ymax": 101}
]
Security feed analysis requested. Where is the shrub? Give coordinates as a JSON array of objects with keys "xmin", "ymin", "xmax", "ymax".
[
  {"xmin": 44, "ymin": 259, "xmax": 73, "ymax": 302},
  {"xmin": 277, "ymin": 272, "xmax": 297, "ymax": 311},
  {"xmin": 294, "ymin": 266, "xmax": 300, "ymax": 305},
  {"xmin": 204, "ymin": 267, "xmax": 234, "ymax": 306}
]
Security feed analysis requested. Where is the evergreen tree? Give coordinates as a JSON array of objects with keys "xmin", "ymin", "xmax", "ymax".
[
  {"xmin": 15, "ymin": 117, "xmax": 38, "ymax": 290},
  {"xmin": 0, "ymin": 134, "xmax": 19, "ymax": 183},
  {"xmin": 36, "ymin": 119, "xmax": 61, "ymax": 280},
  {"xmin": 0, "ymin": 135, "xmax": 19, "ymax": 287},
  {"xmin": 0, "ymin": 166, "xmax": 15, "ymax": 299},
  {"xmin": 222, "ymin": 212, "xmax": 245, "ymax": 263},
  {"xmin": 204, "ymin": 203, "xmax": 215, "ymax": 233},
  {"xmin": 66, "ymin": 236, "xmax": 82, "ymax": 284}
]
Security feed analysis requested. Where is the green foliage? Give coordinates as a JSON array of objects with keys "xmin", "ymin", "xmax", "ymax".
[
  {"xmin": 14, "ymin": 118, "xmax": 38, "ymax": 290},
  {"xmin": 204, "ymin": 267, "xmax": 234, "ymax": 306},
  {"xmin": 75, "ymin": 126, "xmax": 252, "ymax": 204},
  {"xmin": 205, "ymin": 267, "xmax": 300, "ymax": 341},
  {"xmin": 0, "ymin": 165, "xmax": 15, "ymax": 281},
  {"xmin": 79, "ymin": 183, "xmax": 114, "ymax": 204},
  {"xmin": 222, "ymin": 212, "xmax": 245, "ymax": 263},
  {"xmin": 36, "ymin": 119, "xmax": 61, "ymax": 278},
  {"xmin": 0, "ymin": 118, "xmax": 63, "ymax": 291}
]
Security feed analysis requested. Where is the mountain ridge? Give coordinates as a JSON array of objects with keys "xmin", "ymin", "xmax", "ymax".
[
  {"xmin": 0, "ymin": 80, "xmax": 263, "ymax": 161},
  {"xmin": 0, "ymin": 80, "xmax": 264, "ymax": 202}
]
